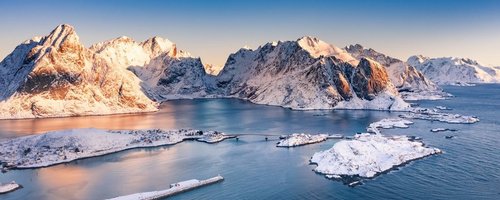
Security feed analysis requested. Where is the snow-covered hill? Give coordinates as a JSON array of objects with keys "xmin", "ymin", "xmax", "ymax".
[
  {"xmin": 345, "ymin": 44, "xmax": 448, "ymax": 100},
  {"xmin": 407, "ymin": 55, "xmax": 500, "ymax": 85},
  {"xmin": 212, "ymin": 37, "xmax": 409, "ymax": 110}
]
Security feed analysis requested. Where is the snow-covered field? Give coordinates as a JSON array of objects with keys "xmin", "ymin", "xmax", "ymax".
[
  {"xmin": 276, "ymin": 133, "xmax": 329, "ymax": 147},
  {"xmin": 310, "ymin": 133, "xmax": 441, "ymax": 181},
  {"xmin": 0, "ymin": 128, "xmax": 233, "ymax": 169},
  {"xmin": 0, "ymin": 181, "xmax": 21, "ymax": 194}
]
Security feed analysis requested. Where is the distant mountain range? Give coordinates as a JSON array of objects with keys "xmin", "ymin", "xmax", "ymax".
[
  {"xmin": 0, "ymin": 24, "xmax": 495, "ymax": 119},
  {"xmin": 407, "ymin": 55, "xmax": 500, "ymax": 85}
]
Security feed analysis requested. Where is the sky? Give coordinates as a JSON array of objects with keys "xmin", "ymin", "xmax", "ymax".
[{"xmin": 1, "ymin": 0, "xmax": 499, "ymax": 67}]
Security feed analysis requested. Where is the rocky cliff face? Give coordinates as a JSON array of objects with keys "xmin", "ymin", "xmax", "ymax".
[
  {"xmin": 407, "ymin": 55, "xmax": 500, "ymax": 85},
  {"xmin": 212, "ymin": 37, "xmax": 408, "ymax": 110},
  {"xmin": 345, "ymin": 44, "xmax": 446, "ymax": 100}
]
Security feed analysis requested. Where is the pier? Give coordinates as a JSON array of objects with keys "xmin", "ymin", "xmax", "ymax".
[
  {"xmin": 108, "ymin": 175, "xmax": 224, "ymax": 200},
  {"xmin": 144, "ymin": 175, "xmax": 223, "ymax": 200}
]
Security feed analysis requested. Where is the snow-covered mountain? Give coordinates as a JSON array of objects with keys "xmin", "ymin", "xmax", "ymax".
[
  {"xmin": 407, "ymin": 55, "xmax": 500, "ymax": 85},
  {"xmin": 89, "ymin": 35, "xmax": 209, "ymax": 101},
  {"xmin": 345, "ymin": 44, "xmax": 447, "ymax": 100},
  {"xmin": 203, "ymin": 63, "xmax": 222, "ymax": 75},
  {"xmin": 0, "ymin": 25, "xmax": 418, "ymax": 119},
  {"xmin": 0, "ymin": 24, "xmax": 204, "ymax": 119},
  {"xmin": 212, "ymin": 37, "xmax": 409, "ymax": 110}
]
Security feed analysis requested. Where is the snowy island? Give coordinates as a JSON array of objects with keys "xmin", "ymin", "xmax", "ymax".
[
  {"xmin": 401, "ymin": 108, "xmax": 479, "ymax": 124},
  {"xmin": 276, "ymin": 133, "xmax": 329, "ymax": 147},
  {"xmin": 366, "ymin": 118, "xmax": 414, "ymax": 134},
  {"xmin": 310, "ymin": 133, "xmax": 441, "ymax": 185},
  {"xmin": 309, "ymin": 116, "xmax": 444, "ymax": 186},
  {"xmin": 0, "ymin": 128, "xmax": 234, "ymax": 169}
]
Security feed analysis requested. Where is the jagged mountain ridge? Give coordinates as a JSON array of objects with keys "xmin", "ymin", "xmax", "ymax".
[
  {"xmin": 212, "ymin": 37, "xmax": 408, "ymax": 110},
  {"xmin": 407, "ymin": 55, "xmax": 500, "ymax": 85},
  {"xmin": 0, "ymin": 25, "xmax": 436, "ymax": 118},
  {"xmin": 87, "ymin": 34, "xmax": 209, "ymax": 100},
  {"xmin": 345, "ymin": 44, "xmax": 448, "ymax": 100},
  {"xmin": 0, "ymin": 24, "xmax": 203, "ymax": 119}
]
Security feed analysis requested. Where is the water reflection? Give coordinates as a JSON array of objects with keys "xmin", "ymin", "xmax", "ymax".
[
  {"xmin": 0, "ymin": 99, "xmax": 392, "ymax": 138},
  {"xmin": 0, "ymin": 104, "xmax": 176, "ymax": 138},
  {"xmin": 36, "ymin": 165, "xmax": 90, "ymax": 200}
]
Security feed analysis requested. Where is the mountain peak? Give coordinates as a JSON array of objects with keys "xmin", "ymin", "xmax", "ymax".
[
  {"xmin": 40, "ymin": 24, "xmax": 81, "ymax": 49},
  {"xmin": 296, "ymin": 36, "xmax": 357, "ymax": 64},
  {"xmin": 241, "ymin": 45, "xmax": 252, "ymax": 50},
  {"xmin": 345, "ymin": 44, "xmax": 364, "ymax": 51},
  {"xmin": 297, "ymin": 36, "xmax": 321, "ymax": 44},
  {"xmin": 141, "ymin": 36, "xmax": 173, "ymax": 52},
  {"xmin": 296, "ymin": 36, "xmax": 326, "ymax": 51},
  {"xmin": 53, "ymin": 24, "xmax": 75, "ymax": 33},
  {"xmin": 407, "ymin": 55, "xmax": 428, "ymax": 66}
]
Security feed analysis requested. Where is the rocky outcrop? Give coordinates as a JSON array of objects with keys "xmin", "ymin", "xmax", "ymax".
[{"xmin": 351, "ymin": 58, "xmax": 391, "ymax": 100}]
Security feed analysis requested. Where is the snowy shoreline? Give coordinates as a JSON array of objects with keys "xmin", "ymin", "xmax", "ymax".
[
  {"xmin": 0, "ymin": 95, "xmax": 480, "ymax": 123},
  {"xmin": 0, "ymin": 109, "xmax": 158, "ymax": 120},
  {"xmin": 0, "ymin": 128, "xmax": 234, "ymax": 170}
]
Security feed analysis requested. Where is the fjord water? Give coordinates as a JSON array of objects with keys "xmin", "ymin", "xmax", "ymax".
[{"xmin": 0, "ymin": 85, "xmax": 499, "ymax": 200}]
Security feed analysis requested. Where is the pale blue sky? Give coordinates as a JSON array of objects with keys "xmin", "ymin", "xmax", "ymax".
[{"xmin": 1, "ymin": 0, "xmax": 499, "ymax": 66}]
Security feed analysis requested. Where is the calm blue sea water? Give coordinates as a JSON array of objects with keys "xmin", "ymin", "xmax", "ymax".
[{"xmin": 0, "ymin": 84, "xmax": 499, "ymax": 200}]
